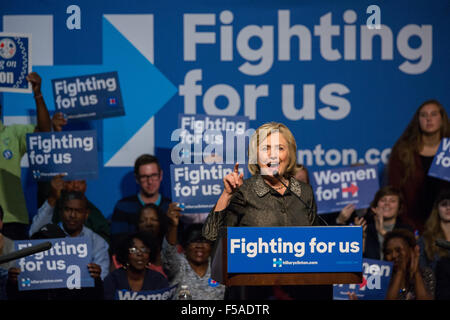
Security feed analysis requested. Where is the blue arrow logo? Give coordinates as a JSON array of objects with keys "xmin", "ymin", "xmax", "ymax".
[{"xmin": 3, "ymin": 15, "xmax": 177, "ymax": 166}]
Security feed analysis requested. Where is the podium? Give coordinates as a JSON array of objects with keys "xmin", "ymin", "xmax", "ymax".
[{"xmin": 211, "ymin": 226, "xmax": 363, "ymax": 286}]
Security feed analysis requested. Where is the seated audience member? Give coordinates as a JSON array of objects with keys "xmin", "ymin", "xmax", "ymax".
[
  {"xmin": 6, "ymin": 221, "xmax": 104, "ymax": 300},
  {"xmin": 162, "ymin": 203, "xmax": 225, "ymax": 300},
  {"xmin": 419, "ymin": 190, "xmax": 450, "ymax": 272},
  {"xmin": 294, "ymin": 164, "xmax": 309, "ymax": 184},
  {"xmin": 33, "ymin": 175, "xmax": 110, "ymax": 244},
  {"xmin": 419, "ymin": 190, "xmax": 450, "ymax": 299},
  {"xmin": 0, "ymin": 72, "xmax": 52, "ymax": 240},
  {"xmin": 103, "ymin": 231, "xmax": 169, "ymax": 300},
  {"xmin": 356, "ymin": 186, "xmax": 415, "ymax": 259},
  {"xmin": 110, "ymin": 154, "xmax": 171, "ymax": 253},
  {"xmin": 383, "ymin": 229, "xmax": 434, "ymax": 300},
  {"xmin": 111, "ymin": 204, "xmax": 168, "ymax": 277},
  {"xmin": 35, "ymin": 112, "xmax": 110, "ymax": 244},
  {"xmin": 28, "ymin": 190, "xmax": 110, "ymax": 280}
]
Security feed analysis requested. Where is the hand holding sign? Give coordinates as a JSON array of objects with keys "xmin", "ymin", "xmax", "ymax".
[{"xmin": 26, "ymin": 72, "xmax": 42, "ymax": 96}]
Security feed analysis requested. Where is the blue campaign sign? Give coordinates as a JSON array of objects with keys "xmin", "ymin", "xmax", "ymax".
[
  {"xmin": 333, "ymin": 258, "xmax": 393, "ymax": 300},
  {"xmin": 0, "ymin": 32, "xmax": 31, "ymax": 93},
  {"xmin": 51, "ymin": 71, "xmax": 124, "ymax": 120},
  {"xmin": 114, "ymin": 284, "xmax": 178, "ymax": 300},
  {"xmin": 310, "ymin": 165, "xmax": 380, "ymax": 214},
  {"xmin": 227, "ymin": 226, "xmax": 362, "ymax": 273},
  {"xmin": 14, "ymin": 237, "xmax": 94, "ymax": 291},
  {"xmin": 428, "ymin": 138, "xmax": 450, "ymax": 182},
  {"xmin": 175, "ymin": 114, "xmax": 250, "ymax": 165},
  {"xmin": 170, "ymin": 163, "xmax": 244, "ymax": 214},
  {"xmin": 26, "ymin": 130, "xmax": 98, "ymax": 181}
]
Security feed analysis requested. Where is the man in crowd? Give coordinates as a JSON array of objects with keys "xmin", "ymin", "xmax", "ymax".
[{"xmin": 110, "ymin": 154, "xmax": 171, "ymax": 253}]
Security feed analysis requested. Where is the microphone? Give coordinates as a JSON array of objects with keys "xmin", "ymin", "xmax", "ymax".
[
  {"xmin": 435, "ymin": 239, "xmax": 450, "ymax": 251},
  {"xmin": 0, "ymin": 241, "xmax": 52, "ymax": 265},
  {"xmin": 272, "ymin": 170, "xmax": 328, "ymax": 226}
]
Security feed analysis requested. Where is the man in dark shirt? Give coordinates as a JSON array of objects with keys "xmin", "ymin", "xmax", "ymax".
[{"xmin": 110, "ymin": 154, "xmax": 171, "ymax": 253}]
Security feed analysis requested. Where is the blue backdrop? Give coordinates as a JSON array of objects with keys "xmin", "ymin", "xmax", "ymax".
[{"xmin": 1, "ymin": 0, "xmax": 449, "ymax": 220}]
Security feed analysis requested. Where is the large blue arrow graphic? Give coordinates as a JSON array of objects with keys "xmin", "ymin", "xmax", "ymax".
[{"xmin": 3, "ymin": 16, "xmax": 177, "ymax": 166}]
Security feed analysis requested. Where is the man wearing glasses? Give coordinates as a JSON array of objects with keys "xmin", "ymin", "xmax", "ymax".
[{"xmin": 110, "ymin": 154, "xmax": 171, "ymax": 254}]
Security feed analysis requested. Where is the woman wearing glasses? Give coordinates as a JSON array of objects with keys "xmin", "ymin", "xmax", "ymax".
[{"xmin": 103, "ymin": 231, "xmax": 169, "ymax": 300}]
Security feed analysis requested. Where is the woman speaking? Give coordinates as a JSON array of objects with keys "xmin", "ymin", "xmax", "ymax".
[{"xmin": 203, "ymin": 122, "xmax": 328, "ymax": 299}]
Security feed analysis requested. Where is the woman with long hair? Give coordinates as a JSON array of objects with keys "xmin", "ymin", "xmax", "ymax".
[
  {"xmin": 388, "ymin": 99, "xmax": 450, "ymax": 232},
  {"xmin": 419, "ymin": 190, "xmax": 450, "ymax": 271}
]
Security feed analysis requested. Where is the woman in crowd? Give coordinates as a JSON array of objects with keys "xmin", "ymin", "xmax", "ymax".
[
  {"xmin": 383, "ymin": 229, "xmax": 434, "ymax": 300},
  {"xmin": 419, "ymin": 190, "xmax": 450, "ymax": 299},
  {"xmin": 103, "ymin": 231, "xmax": 169, "ymax": 300},
  {"xmin": 388, "ymin": 99, "xmax": 450, "ymax": 232},
  {"xmin": 360, "ymin": 186, "xmax": 415, "ymax": 260}
]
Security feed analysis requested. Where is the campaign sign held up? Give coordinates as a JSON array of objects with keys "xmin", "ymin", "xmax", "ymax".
[
  {"xmin": 174, "ymin": 114, "xmax": 250, "ymax": 165},
  {"xmin": 227, "ymin": 226, "xmax": 362, "ymax": 273},
  {"xmin": 14, "ymin": 237, "xmax": 94, "ymax": 291},
  {"xmin": 0, "ymin": 33, "xmax": 32, "ymax": 93},
  {"xmin": 26, "ymin": 130, "xmax": 98, "ymax": 181},
  {"xmin": 333, "ymin": 258, "xmax": 393, "ymax": 300},
  {"xmin": 310, "ymin": 165, "xmax": 380, "ymax": 214},
  {"xmin": 428, "ymin": 138, "xmax": 450, "ymax": 182},
  {"xmin": 170, "ymin": 163, "xmax": 244, "ymax": 214},
  {"xmin": 115, "ymin": 284, "xmax": 178, "ymax": 300},
  {"xmin": 52, "ymin": 71, "xmax": 124, "ymax": 120}
]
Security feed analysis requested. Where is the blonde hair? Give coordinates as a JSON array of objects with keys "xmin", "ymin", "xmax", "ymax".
[{"xmin": 248, "ymin": 122, "xmax": 298, "ymax": 177}]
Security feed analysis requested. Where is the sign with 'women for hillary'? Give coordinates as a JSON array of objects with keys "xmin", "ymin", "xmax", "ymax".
[
  {"xmin": 428, "ymin": 138, "xmax": 450, "ymax": 182},
  {"xmin": 310, "ymin": 165, "xmax": 380, "ymax": 214}
]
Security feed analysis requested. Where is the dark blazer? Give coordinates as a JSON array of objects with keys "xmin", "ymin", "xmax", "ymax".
[{"xmin": 203, "ymin": 174, "xmax": 320, "ymax": 242}]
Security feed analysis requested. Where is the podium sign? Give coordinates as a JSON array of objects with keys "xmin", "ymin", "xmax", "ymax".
[{"xmin": 227, "ymin": 226, "xmax": 362, "ymax": 273}]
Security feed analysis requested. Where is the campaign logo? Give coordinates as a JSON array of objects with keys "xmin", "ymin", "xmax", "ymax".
[
  {"xmin": 273, "ymin": 258, "xmax": 283, "ymax": 268},
  {"xmin": 32, "ymin": 170, "xmax": 41, "ymax": 179},
  {"xmin": 108, "ymin": 97, "xmax": 117, "ymax": 106},
  {"xmin": 2, "ymin": 149, "xmax": 13, "ymax": 160},
  {"xmin": 342, "ymin": 182, "xmax": 358, "ymax": 198},
  {"xmin": 21, "ymin": 278, "xmax": 31, "ymax": 288},
  {"xmin": 208, "ymin": 278, "xmax": 219, "ymax": 287},
  {"xmin": 0, "ymin": 38, "xmax": 16, "ymax": 59}
]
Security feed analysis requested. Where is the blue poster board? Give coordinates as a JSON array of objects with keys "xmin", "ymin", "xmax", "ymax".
[
  {"xmin": 51, "ymin": 71, "xmax": 124, "ymax": 120},
  {"xmin": 0, "ymin": 32, "xmax": 31, "ymax": 93},
  {"xmin": 333, "ymin": 258, "xmax": 393, "ymax": 300},
  {"xmin": 26, "ymin": 130, "xmax": 99, "ymax": 181},
  {"xmin": 428, "ymin": 138, "xmax": 450, "ymax": 182},
  {"xmin": 170, "ymin": 163, "xmax": 244, "ymax": 214},
  {"xmin": 310, "ymin": 165, "xmax": 380, "ymax": 214},
  {"xmin": 227, "ymin": 226, "xmax": 362, "ymax": 273},
  {"xmin": 14, "ymin": 237, "xmax": 94, "ymax": 291}
]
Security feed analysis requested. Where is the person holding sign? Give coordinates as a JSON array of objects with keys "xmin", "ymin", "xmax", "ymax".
[
  {"xmin": 202, "ymin": 122, "xmax": 324, "ymax": 299},
  {"xmin": 388, "ymin": 99, "xmax": 450, "ymax": 232},
  {"xmin": 28, "ymin": 191, "xmax": 109, "ymax": 280},
  {"xmin": 0, "ymin": 72, "xmax": 52, "ymax": 240},
  {"xmin": 110, "ymin": 154, "xmax": 171, "ymax": 255}
]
